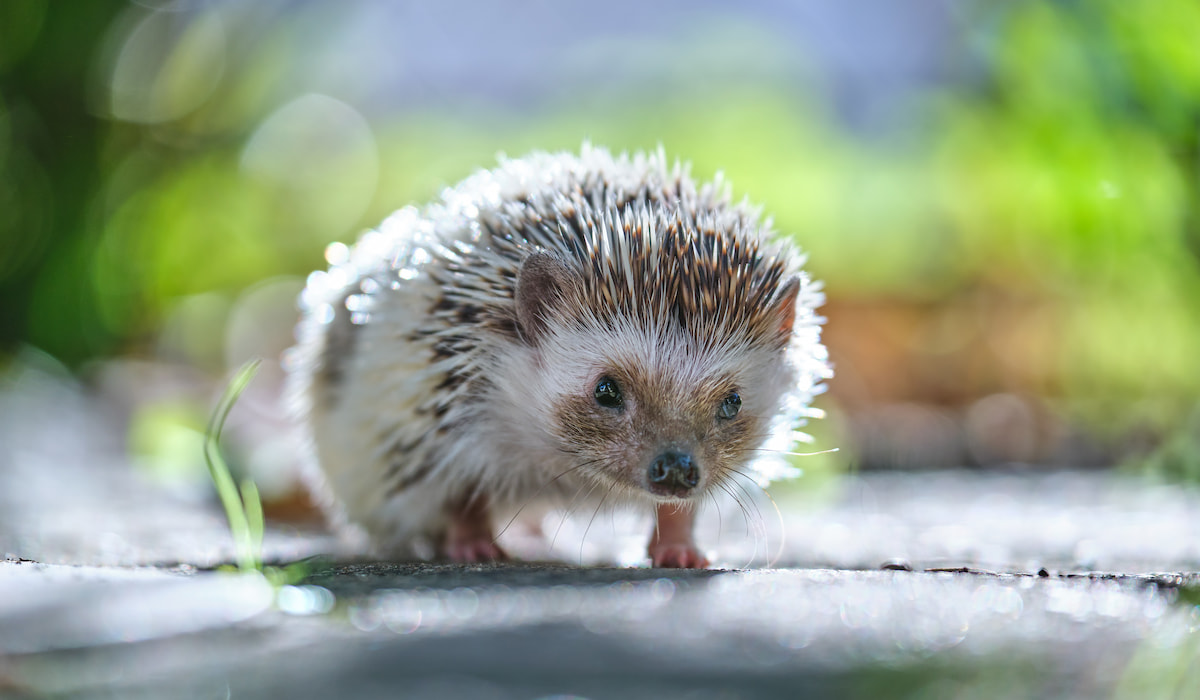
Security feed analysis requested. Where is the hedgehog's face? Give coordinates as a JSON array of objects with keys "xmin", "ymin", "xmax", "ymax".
[
  {"xmin": 540, "ymin": 332, "xmax": 795, "ymax": 503},
  {"xmin": 512, "ymin": 250, "xmax": 802, "ymax": 502}
]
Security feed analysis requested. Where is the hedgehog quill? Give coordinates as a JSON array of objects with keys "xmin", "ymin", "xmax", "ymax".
[{"xmin": 286, "ymin": 145, "xmax": 830, "ymax": 568}]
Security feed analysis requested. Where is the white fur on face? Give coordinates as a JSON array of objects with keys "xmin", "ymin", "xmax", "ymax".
[{"xmin": 482, "ymin": 311, "xmax": 802, "ymax": 502}]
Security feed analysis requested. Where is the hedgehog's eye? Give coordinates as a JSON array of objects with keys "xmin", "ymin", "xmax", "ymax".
[
  {"xmin": 594, "ymin": 376, "xmax": 624, "ymax": 410},
  {"xmin": 717, "ymin": 392, "xmax": 741, "ymax": 420}
]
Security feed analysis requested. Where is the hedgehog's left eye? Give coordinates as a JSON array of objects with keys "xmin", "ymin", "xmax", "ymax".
[
  {"xmin": 594, "ymin": 376, "xmax": 624, "ymax": 410},
  {"xmin": 717, "ymin": 392, "xmax": 741, "ymax": 420}
]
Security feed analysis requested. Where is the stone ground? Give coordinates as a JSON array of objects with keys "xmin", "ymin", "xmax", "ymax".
[{"xmin": 2, "ymin": 366, "xmax": 1200, "ymax": 698}]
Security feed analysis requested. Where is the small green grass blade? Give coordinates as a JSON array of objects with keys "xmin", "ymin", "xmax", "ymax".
[
  {"xmin": 240, "ymin": 477, "xmax": 265, "ymax": 571},
  {"xmin": 203, "ymin": 359, "xmax": 263, "ymax": 572}
]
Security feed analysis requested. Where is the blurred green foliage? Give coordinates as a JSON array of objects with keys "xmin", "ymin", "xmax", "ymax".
[
  {"xmin": 1, "ymin": 0, "xmax": 1198, "ymax": 456},
  {"xmin": 932, "ymin": 0, "xmax": 1200, "ymax": 427}
]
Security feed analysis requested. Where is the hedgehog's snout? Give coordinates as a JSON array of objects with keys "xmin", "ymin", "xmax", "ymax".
[{"xmin": 646, "ymin": 450, "xmax": 700, "ymax": 498}]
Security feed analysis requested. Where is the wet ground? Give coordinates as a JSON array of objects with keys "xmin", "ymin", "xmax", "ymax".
[{"xmin": 2, "ymin": 365, "xmax": 1200, "ymax": 698}]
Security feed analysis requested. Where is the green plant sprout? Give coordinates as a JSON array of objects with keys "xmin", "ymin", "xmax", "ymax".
[
  {"xmin": 203, "ymin": 359, "xmax": 265, "ymax": 573},
  {"xmin": 204, "ymin": 359, "xmax": 316, "ymax": 588}
]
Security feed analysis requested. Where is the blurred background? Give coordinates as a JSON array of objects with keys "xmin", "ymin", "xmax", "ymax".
[{"xmin": 2, "ymin": 0, "xmax": 1200, "ymax": 526}]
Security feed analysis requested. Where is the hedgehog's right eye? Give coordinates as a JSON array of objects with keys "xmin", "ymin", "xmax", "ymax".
[
  {"xmin": 717, "ymin": 391, "xmax": 742, "ymax": 420},
  {"xmin": 594, "ymin": 376, "xmax": 624, "ymax": 410}
]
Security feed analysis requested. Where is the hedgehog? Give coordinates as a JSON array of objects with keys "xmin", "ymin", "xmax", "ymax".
[{"xmin": 285, "ymin": 144, "xmax": 830, "ymax": 568}]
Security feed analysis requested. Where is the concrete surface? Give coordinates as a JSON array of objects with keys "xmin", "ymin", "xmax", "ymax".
[{"xmin": 2, "ymin": 363, "xmax": 1199, "ymax": 699}]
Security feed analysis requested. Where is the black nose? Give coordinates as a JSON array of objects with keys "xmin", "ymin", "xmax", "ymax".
[{"xmin": 648, "ymin": 451, "xmax": 700, "ymax": 491}]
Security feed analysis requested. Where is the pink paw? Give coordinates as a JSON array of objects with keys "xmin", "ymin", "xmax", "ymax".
[
  {"xmin": 648, "ymin": 542, "xmax": 709, "ymax": 569},
  {"xmin": 444, "ymin": 537, "xmax": 508, "ymax": 563}
]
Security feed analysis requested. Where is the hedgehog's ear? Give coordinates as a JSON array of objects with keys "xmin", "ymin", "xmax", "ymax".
[
  {"xmin": 772, "ymin": 277, "xmax": 802, "ymax": 338},
  {"xmin": 515, "ymin": 251, "xmax": 576, "ymax": 345}
]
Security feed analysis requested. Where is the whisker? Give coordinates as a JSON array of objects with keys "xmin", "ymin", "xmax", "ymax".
[
  {"xmin": 727, "ymin": 467, "xmax": 787, "ymax": 567},
  {"xmin": 716, "ymin": 481, "xmax": 750, "ymax": 538},
  {"xmin": 759, "ymin": 486, "xmax": 786, "ymax": 567},
  {"xmin": 727, "ymin": 470, "xmax": 768, "ymax": 533},
  {"xmin": 725, "ymin": 469, "xmax": 773, "ymax": 567},
  {"xmin": 579, "ymin": 481, "xmax": 616, "ymax": 566},
  {"xmin": 735, "ymin": 447, "xmax": 840, "ymax": 458},
  {"xmin": 551, "ymin": 476, "xmax": 602, "ymax": 554},
  {"xmin": 492, "ymin": 459, "xmax": 601, "ymax": 543},
  {"xmin": 715, "ymin": 480, "xmax": 755, "ymax": 568},
  {"xmin": 709, "ymin": 490, "xmax": 723, "ymax": 555}
]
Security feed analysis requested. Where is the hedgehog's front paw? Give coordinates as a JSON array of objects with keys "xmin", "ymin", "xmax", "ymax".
[
  {"xmin": 648, "ymin": 504, "xmax": 708, "ymax": 568},
  {"xmin": 442, "ymin": 495, "xmax": 507, "ymax": 563},
  {"xmin": 444, "ymin": 536, "xmax": 508, "ymax": 563},
  {"xmin": 647, "ymin": 541, "xmax": 709, "ymax": 569}
]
